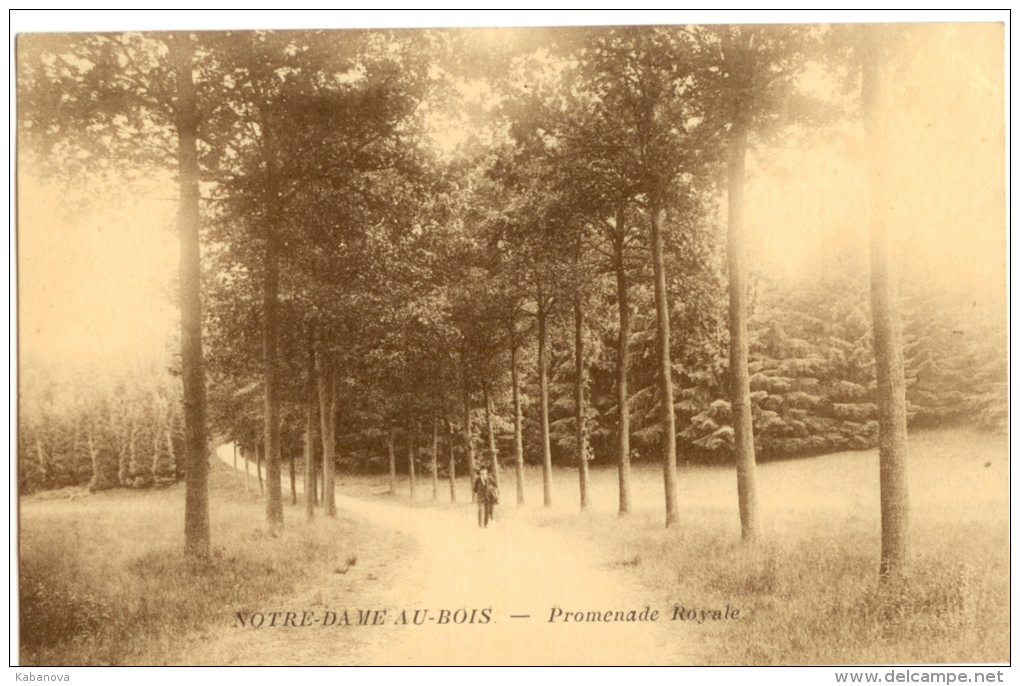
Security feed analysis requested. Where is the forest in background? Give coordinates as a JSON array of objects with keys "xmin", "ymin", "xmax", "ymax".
[{"xmin": 18, "ymin": 242, "xmax": 1006, "ymax": 494}]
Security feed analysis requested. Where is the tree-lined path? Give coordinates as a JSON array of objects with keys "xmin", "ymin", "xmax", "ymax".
[
  {"xmin": 17, "ymin": 23, "xmax": 1005, "ymax": 667},
  {"xmin": 194, "ymin": 444, "xmax": 694, "ymax": 665}
]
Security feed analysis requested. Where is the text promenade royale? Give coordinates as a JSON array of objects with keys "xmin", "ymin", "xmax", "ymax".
[{"xmin": 548, "ymin": 604, "xmax": 741, "ymax": 623}]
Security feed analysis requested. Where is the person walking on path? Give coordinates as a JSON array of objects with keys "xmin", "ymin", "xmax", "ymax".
[{"xmin": 473, "ymin": 466, "xmax": 497, "ymax": 527}]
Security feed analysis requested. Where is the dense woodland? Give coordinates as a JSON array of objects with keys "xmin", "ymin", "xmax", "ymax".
[{"xmin": 18, "ymin": 25, "xmax": 1005, "ymax": 576}]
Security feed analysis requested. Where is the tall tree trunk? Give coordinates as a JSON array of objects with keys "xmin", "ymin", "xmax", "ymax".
[
  {"xmin": 574, "ymin": 293, "xmax": 589, "ymax": 511},
  {"xmin": 863, "ymin": 25, "xmax": 909, "ymax": 580},
  {"xmin": 170, "ymin": 33, "xmax": 210, "ymax": 558},
  {"xmin": 511, "ymin": 341, "xmax": 525, "ymax": 506},
  {"xmin": 128, "ymin": 416, "xmax": 141, "ymax": 483},
  {"xmin": 304, "ymin": 323, "xmax": 316, "ymax": 520},
  {"xmin": 164, "ymin": 411, "xmax": 177, "ymax": 477},
  {"xmin": 72, "ymin": 420, "xmax": 85, "ymax": 482},
  {"xmin": 482, "ymin": 378, "xmax": 500, "ymax": 489},
  {"xmin": 166, "ymin": 408, "xmax": 179, "ymax": 477},
  {"xmin": 244, "ymin": 446, "xmax": 250, "ymax": 492},
  {"xmin": 318, "ymin": 436, "xmax": 325, "ymax": 505},
  {"xmin": 463, "ymin": 375, "xmax": 476, "ymax": 502},
  {"xmin": 311, "ymin": 435, "xmax": 320, "ymax": 506},
  {"xmin": 87, "ymin": 425, "xmax": 100, "ymax": 491},
  {"xmin": 261, "ymin": 124, "xmax": 284, "ymax": 531},
  {"xmin": 37, "ymin": 434, "xmax": 50, "ymax": 487},
  {"xmin": 446, "ymin": 418, "xmax": 457, "ymax": 502},
  {"xmin": 256, "ymin": 443, "xmax": 264, "ymax": 495},
  {"xmin": 151, "ymin": 400, "xmax": 165, "ymax": 480},
  {"xmin": 113, "ymin": 422, "xmax": 126, "ymax": 484},
  {"xmin": 387, "ymin": 429, "xmax": 397, "ymax": 495},
  {"xmin": 537, "ymin": 286, "xmax": 553, "ymax": 507},
  {"xmin": 289, "ymin": 446, "xmax": 297, "ymax": 505},
  {"xmin": 650, "ymin": 198, "xmax": 678, "ymax": 527},
  {"xmin": 317, "ymin": 353, "xmax": 337, "ymax": 517},
  {"xmin": 408, "ymin": 436, "xmax": 417, "ymax": 500},
  {"xmin": 122, "ymin": 419, "xmax": 137, "ymax": 486},
  {"xmin": 728, "ymin": 120, "xmax": 762, "ymax": 542},
  {"xmin": 116, "ymin": 420, "xmax": 129, "ymax": 486},
  {"xmin": 614, "ymin": 207, "xmax": 631, "ymax": 516},
  {"xmin": 431, "ymin": 416, "xmax": 439, "ymax": 501}
]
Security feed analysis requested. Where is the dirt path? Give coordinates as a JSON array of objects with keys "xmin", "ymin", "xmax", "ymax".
[{"xmin": 198, "ymin": 446, "xmax": 693, "ymax": 665}]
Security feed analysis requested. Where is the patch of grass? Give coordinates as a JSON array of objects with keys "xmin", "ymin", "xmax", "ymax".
[
  {"xmin": 20, "ymin": 527, "xmax": 111, "ymax": 652},
  {"xmin": 19, "ymin": 460, "xmax": 404, "ymax": 666},
  {"xmin": 535, "ymin": 429, "xmax": 1009, "ymax": 665}
]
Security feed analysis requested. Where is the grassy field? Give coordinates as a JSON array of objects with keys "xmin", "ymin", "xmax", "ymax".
[
  {"xmin": 531, "ymin": 429, "xmax": 1009, "ymax": 665},
  {"xmin": 19, "ymin": 427, "xmax": 1008, "ymax": 665},
  {"xmin": 18, "ymin": 459, "xmax": 410, "ymax": 666}
]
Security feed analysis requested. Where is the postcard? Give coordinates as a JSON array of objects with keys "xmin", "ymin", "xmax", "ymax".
[{"xmin": 13, "ymin": 12, "xmax": 1008, "ymax": 671}]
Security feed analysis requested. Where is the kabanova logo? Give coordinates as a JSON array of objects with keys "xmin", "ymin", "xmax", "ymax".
[{"xmin": 15, "ymin": 675, "xmax": 69, "ymax": 682}]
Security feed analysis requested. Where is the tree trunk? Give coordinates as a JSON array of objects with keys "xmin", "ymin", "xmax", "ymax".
[
  {"xmin": 166, "ymin": 408, "xmax": 179, "ymax": 477},
  {"xmin": 463, "ymin": 375, "xmax": 476, "ymax": 502},
  {"xmin": 482, "ymin": 378, "xmax": 500, "ymax": 489},
  {"xmin": 124, "ymin": 419, "xmax": 137, "ymax": 486},
  {"xmin": 387, "ymin": 429, "xmax": 397, "ymax": 495},
  {"xmin": 317, "ymin": 354, "xmax": 337, "ymax": 517},
  {"xmin": 261, "ymin": 128, "xmax": 284, "ymax": 531},
  {"xmin": 431, "ymin": 416, "xmax": 439, "ymax": 501},
  {"xmin": 116, "ymin": 419, "xmax": 130, "ymax": 486},
  {"xmin": 446, "ymin": 418, "xmax": 457, "ymax": 502},
  {"xmin": 170, "ymin": 33, "xmax": 210, "ymax": 557},
  {"xmin": 537, "ymin": 286, "xmax": 553, "ymax": 507},
  {"xmin": 151, "ymin": 401, "xmax": 165, "ymax": 480},
  {"xmin": 318, "ymin": 435, "xmax": 325, "ymax": 505},
  {"xmin": 650, "ymin": 199, "xmax": 678, "ymax": 527},
  {"xmin": 164, "ymin": 411, "xmax": 177, "ymax": 478},
  {"xmin": 128, "ymin": 416, "xmax": 141, "ymax": 483},
  {"xmin": 262, "ymin": 269, "xmax": 281, "ymax": 523},
  {"xmin": 863, "ymin": 25, "xmax": 909, "ymax": 580},
  {"xmin": 37, "ymin": 434, "xmax": 50, "ymax": 487},
  {"xmin": 87, "ymin": 425, "xmax": 100, "ymax": 491},
  {"xmin": 614, "ymin": 207, "xmax": 632, "ymax": 516},
  {"xmin": 408, "ymin": 436, "xmax": 417, "ymax": 500},
  {"xmin": 511, "ymin": 341, "xmax": 525, "ymax": 506},
  {"xmin": 244, "ymin": 446, "xmax": 250, "ymax": 492},
  {"xmin": 728, "ymin": 120, "xmax": 762, "ymax": 543},
  {"xmin": 256, "ymin": 443, "xmax": 264, "ymax": 495},
  {"xmin": 574, "ymin": 293, "xmax": 589, "ymax": 511},
  {"xmin": 289, "ymin": 447, "xmax": 297, "ymax": 505},
  {"xmin": 304, "ymin": 324, "xmax": 316, "ymax": 520}
]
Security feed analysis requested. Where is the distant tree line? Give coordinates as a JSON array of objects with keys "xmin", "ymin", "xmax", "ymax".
[{"xmin": 19, "ymin": 361, "xmax": 185, "ymax": 494}]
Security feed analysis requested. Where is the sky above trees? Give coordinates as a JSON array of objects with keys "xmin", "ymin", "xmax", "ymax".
[{"xmin": 18, "ymin": 173, "xmax": 177, "ymax": 370}]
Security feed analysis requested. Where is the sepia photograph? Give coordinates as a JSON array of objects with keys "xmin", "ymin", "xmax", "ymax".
[{"xmin": 12, "ymin": 11, "xmax": 1008, "ymax": 671}]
